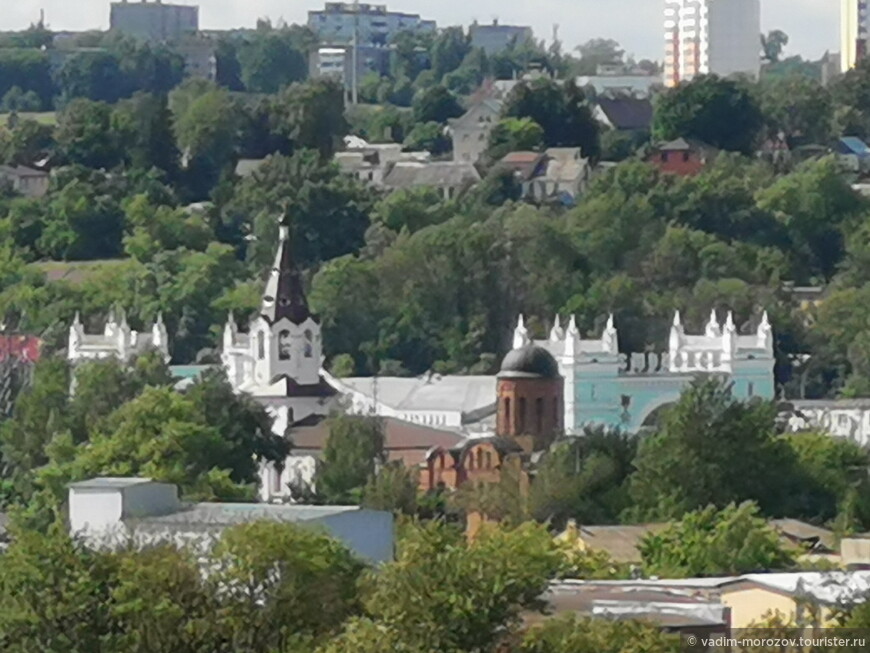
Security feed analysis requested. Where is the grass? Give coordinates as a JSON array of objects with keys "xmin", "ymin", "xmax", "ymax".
[
  {"xmin": 0, "ymin": 111, "xmax": 57, "ymax": 127},
  {"xmin": 31, "ymin": 259, "xmax": 131, "ymax": 285}
]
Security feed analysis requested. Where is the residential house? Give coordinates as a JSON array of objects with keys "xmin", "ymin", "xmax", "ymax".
[
  {"xmin": 835, "ymin": 136, "xmax": 870, "ymax": 172},
  {"xmin": 576, "ymin": 71, "xmax": 662, "ymax": 98},
  {"xmin": 499, "ymin": 149, "xmax": 592, "ymax": 203},
  {"xmin": 594, "ymin": 97, "xmax": 653, "ymax": 132},
  {"xmin": 335, "ymin": 141, "xmax": 429, "ymax": 187},
  {"xmin": 68, "ymin": 477, "xmax": 395, "ymax": 563},
  {"xmin": 448, "ymin": 99, "xmax": 503, "ymax": 164},
  {"xmin": 0, "ymin": 165, "xmax": 49, "ymax": 198},
  {"xmin": 646, "ymin": 138, "xmax": 716, "ymax": 176},
  {"xmin": 382, "ymin": 161, "xmax": 481, "ymax": 200},
  {"xmin": 719, "ymin": 572, "xmax": 870, "ymax": 628}
]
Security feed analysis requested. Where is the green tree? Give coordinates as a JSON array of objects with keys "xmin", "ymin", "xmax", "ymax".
[
  {"xmin": 520, "ymin": 615, "xmax": 679, "ymax": 653},
  {"xmin": 485, "ymin": 117, "xmax": 545, "ymax": 163},
  {"xmin": 0, "ymin": 49, "xmax": 52, "ymax": 109},
  {"xmin": 758, "ymin": 75, "xmax": 832, "ymax": 145},
  {"xmin": 411, "ymin": 84, "xmax": 463, "ymax": 124},
  {"xmin": 55, "ymin": 99, "xmax": 122, "ymax": 170},
  {"xmin": 109, "ymin": 545, "xmax": 221, "ymax": 653},
  {"xmin": 357, "ymin": 520, "xmax": 563, "ymax": 652},
  {"xmin": 362, "ymin": 461, "xmax": 418, "ymax": 515},
  {"xmin": 270, "ymin": 78, "xmax": 348, "ymax": 158},
  {"xmin": 653, "ymin": 74, "xmax": 764, "ymax": 154},
  {"xmin": 111, "ymin": 92, "xmax": 178, "ymax": 174},
  {"xmin": 226, "ymin": 150, "xmax": 376, "ymax": 269},
  {"xmin": 402, "ymin": 120, "xmax": 451, "ymax": 155},
  {"xmin": 238, "ymin": 31, "xmax": 308, "ymax": 93},
  {"xmin": 503, "ymin": 78, "xmax": 600, "ymax": 157},
  {"xmin": 628, "ymin": 378, "xmax": 790, "ymax": 520},
  {"xmin": 756, "ymin": 157, "xmax": 866, "ymax": 281},
  {"xmin": 762, "ymin": 30, "xmax": 790, "ymax": 63},
  {"xmin": 573, "ymin": 38, "xmax": 625, "ymax": 75},
  {"xmin": 0, "ymin": 118, "xmax": 55, "ymax": 166},
  {"xmin": 530, "ymin": 427, "xmax": 637, "ymax": 528},
  {"xmin": 373, "ymin": 186, "xmax": 452, "ymax": 233},
  {"xmin": 212, "ymin": 521, "xmax": 365, "ymax": 652},
  {"xmin": 639, "ymin": 502, "xmax": 796, "ymax": 577},
  {"xmin": 171, "ymin": 82, "xmax": 242, "ymax": 198},
  {"xmin": 316, "ymin": 415, "xmax": 385, "ymax": 503},
  {"xmin": 430, "ymin": 27, "xmax": 471, "ymax": 80},
  {"xmin": 0, "ymin": 524, "xmax": 118, "ymax": 652},
  {"xmin": 56, "ymin": 50, "xmax": 128, "ymax": 104}
]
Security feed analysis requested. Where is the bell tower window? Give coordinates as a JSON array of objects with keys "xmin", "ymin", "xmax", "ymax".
[
  {"xmin": 304, "ymin": 329, "xmax": 313, "ymax": 358},
  {"xmin": 279, "ymin": 329, "xmax": 291, "ymax": 361},
  {"xmin": 257, "ymin": 331, "xmax": 265, "ymax": 360}
]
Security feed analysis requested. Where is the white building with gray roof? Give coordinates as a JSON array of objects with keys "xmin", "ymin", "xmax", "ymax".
[{"xmin": 68, "ymin": 477, "xmax": 394, "ymax": 563}]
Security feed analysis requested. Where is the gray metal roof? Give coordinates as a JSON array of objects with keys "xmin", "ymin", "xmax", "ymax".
[
  {"xmin": 68, "ymin": 477, "xmax": 155, "ymax": 489},
  {"xmin": 131, "ymin": 502, "xmax": 360, "ymax": 527}
]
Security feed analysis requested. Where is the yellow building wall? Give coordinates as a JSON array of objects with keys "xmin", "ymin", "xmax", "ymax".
[
  {"xmin": 722, "ymin": 588, "xmax": 800, "ymax": 629},
  {"xmin": 722, "ymin": 587, "xmax": 838, "ymax": 629}
]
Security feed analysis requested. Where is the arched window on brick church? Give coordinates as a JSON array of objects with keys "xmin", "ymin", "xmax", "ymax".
[
  {"xmin": 467, "ymin": 450, "xmax": 475, "ymax": 471},
  {"xmin": 476, "ymin": 448, "xmax": 484, "ymax": 469},
  {"xmin": 536, "ymin": 397, "xmax": 544, "ymax": 433},
  {"xmin": 484, "ymin": 451, "xmax": 492, "ymax": 469},
  {"xmin": 257, "ymin": 331, "xmax": 265, "ymax": 360},
  {"xmin": 503, "ymin": 397, "xmax": 511, "ymax": 428},
  {"xmin": 518, "ymin": 398, "xmax": 527, "ymax": 433}
]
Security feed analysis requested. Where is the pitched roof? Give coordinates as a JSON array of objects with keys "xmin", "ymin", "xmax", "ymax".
[
  {"xmin": 336, "ymin": 374, "xmax": 497, "ymax": 416},
  {"xmin": 382, "ymin": 161, "xmax": 481, "ymax": 189},
  {"xmin": 129, "ymin": 503, "xmax": 361, "ymax": 528},
  {"xmin": 655, "ymin": 137, "xmax": 714, "ymax": 152},
  {"xmin": 0, "ymin": 164, "xmax": 48, "ymax": 179},
  {"xmin": 770, "ymin": 518, "xmax": 836, "ymax": 552},
  {"xmin": 289, "ymin": 416, "xmax": 465, "ymax": 454},
  {"xmin": 577, "ymin": 524, "xmax": 669, "ymax": 563},
  {"xmin": 838, "ymin": 137, "xmax": 870, "ymax": 156},
  {"xmin": 499, "ymin": 151, "xmax": 548, "ymax": 181},
  {"xmin": 260, "ymin": 226, "xmax": 312, "ymax": 326},
  {"xmin": 596, "ymin": 97, "xmax": 653, "ymax": 130},
  {"xmin": 724, "ymin": 572, "xmax": 870, "ymax": 604}
]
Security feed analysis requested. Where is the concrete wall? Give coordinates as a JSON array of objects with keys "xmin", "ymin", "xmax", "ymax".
[{"xmin": 319, "ymin": 509, "xmax": 395, "ymax": 564}]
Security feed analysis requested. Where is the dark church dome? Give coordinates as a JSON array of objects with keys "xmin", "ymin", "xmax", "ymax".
[{"xmin": 498, "ymin": 345, "xmax": 560, "ymax": 379}]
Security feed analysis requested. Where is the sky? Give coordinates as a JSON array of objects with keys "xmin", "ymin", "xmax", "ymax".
[{"xmin": 5, "ymin": 0, "xmax": 839, "ymax": 62}]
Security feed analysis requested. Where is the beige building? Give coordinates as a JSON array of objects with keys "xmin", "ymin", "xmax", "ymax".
[
  {"xmin": 664, "ymin": 0, "xmax": 761, "ymax": 87},
  {"xmin": 448, "ymin": 99, "xmax": 502, "ymax": 164},
  {"xmin": 0, "ymin": 165, "xmax": 49, "ymax": 198},
  {"xmin": 842, "ymin": 0, "xmax": 870, "ymax": 72}
]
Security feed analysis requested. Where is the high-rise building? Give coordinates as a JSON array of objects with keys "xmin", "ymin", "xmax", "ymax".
[
  {"xmin": 664, "ymin": 0, "xmax": 761, "ymax": 87},
  {"xmin": 110, "ymin": 0, "xmax": 199, "ymax": 43},
  {"xmin": 307, "ymin": 3, "xmax": 435, "ymax": 47},
  {"xmin": 469, "ymin": 20, "xmax": 534, "ymax": 55},
  {"xmin": 842, "ymin": 0, "xmax": 869, "ymax": 72}
]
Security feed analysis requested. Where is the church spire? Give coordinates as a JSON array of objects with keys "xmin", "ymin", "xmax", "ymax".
[{"xmin": 260, "ymin": 224, "xmax": 311, "ymax": 325}]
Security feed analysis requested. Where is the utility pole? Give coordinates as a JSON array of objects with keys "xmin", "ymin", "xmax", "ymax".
[{"xmin": 351, "ymin": 0, "xmax": 360, "ymax": 105}]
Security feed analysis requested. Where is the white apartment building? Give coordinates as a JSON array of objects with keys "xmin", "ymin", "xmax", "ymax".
[
  {"xmin": 664, "ymin": 0, "xmax": 761, "ymax": 87},
  {"xmin": 842, "ymin": 0, "xmax": 870, "ymax": 72}
]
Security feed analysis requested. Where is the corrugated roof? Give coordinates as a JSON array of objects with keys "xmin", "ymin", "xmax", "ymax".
[
  {"xmin": 337, "ymin": 374, "xmax": 497, "ymax": 415},
  {"xmin": 131, "ymin": 503, "xmax": 361, "ymax": 528}
]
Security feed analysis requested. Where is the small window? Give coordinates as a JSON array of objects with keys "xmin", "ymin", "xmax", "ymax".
[
  {"xmin": 536, "ymin": 397, "xmax": 544, "ymax": 433},
  {"xmin": 518, "ymin": 397, "xmax": 527, "ymax": 433},
  {"xmin": 503, "ymin": 397, "xmax": 511, "ymax": 426},
  {"xmin": 272, "ymin": 467, "xmax": 282, "ymax": 493},
  {"xmin": 477, "ymin": 448, "xmax": 484, "ymax": 469},
  {"xmin": 467, "ymin": 450, "xmax": 475, "ymax": 470},
  {"xmin": 484, "ymin": 451, "xmax": 492, "ymax": 469},
  {"xmin": 257, "ymin": 331, "xmax": 265, "ymax": 360},
  {"xmin": 279, "ymin": 329, "xmax": 291, "ymax": 360}
]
